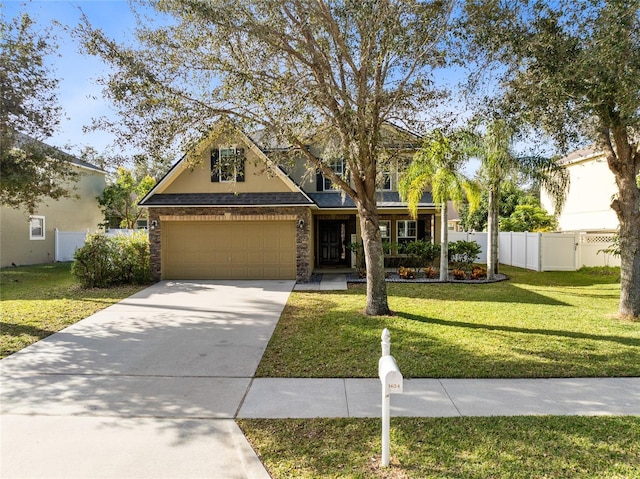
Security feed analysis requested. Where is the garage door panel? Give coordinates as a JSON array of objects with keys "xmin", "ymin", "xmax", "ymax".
[{"xmin": 163, "ymin": 220, "xmax": 296, "ymax": 280}]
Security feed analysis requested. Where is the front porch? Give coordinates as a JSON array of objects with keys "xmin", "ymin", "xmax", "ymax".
[{"xmin": 312, "ymin": 212, "xmax": 437, "ymax": 270}]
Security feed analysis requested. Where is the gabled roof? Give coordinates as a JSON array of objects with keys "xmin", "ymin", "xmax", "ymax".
[
  {"xmin": 139, "ymin": 126, "xmax": 314, "ymax": 207},
  {"xmin": 247, "ymin": 121, "xmax": 422, "ymax": 153},
  {"xmin": 558, "ymin": 147, "xmax": 601, "ymax": 166},
  {"xmin": 14, "ymin": 132, "xmax": 105, "ymax": 174}
]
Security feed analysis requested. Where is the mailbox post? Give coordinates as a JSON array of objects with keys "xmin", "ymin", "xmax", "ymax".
[{"xmin": 378, "ymin": 328, "xmax": 403, "ymax": 467}]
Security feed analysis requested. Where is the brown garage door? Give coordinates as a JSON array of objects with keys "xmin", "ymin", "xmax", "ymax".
[{"xmin": 162, "ymin": 221, "xmax": 296, "ymax": 279}]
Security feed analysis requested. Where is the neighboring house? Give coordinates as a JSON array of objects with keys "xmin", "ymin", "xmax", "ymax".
[
  {"xmin": 139, "ymin": 124, "xmax": 437, "ymax": 281},
  {"xmin": 541, "ymin": 147, "xmax": 619, "ymax": 232},
  {"xmin": 446, "ymin": 201, "xmax": 462, "ymax": 232},
  {"xmin": 0, "ymin": 141, "xmax": 106, "ymax": 267}
]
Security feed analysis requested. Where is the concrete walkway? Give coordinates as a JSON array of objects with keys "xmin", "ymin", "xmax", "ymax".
[
  {"xmin": 1, "ymin": 280, "xmax": 295, "ymax": 479},
  {"xmin": 239, "ymin": 377, "xmax": 640, "ymax": 418},
  {"xmin": 293, "ymin": 273, "xmax": 348, "ymax": 291}
]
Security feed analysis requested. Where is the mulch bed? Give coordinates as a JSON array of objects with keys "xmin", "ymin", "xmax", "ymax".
[{"xmin": 347, "ymin": 272, "xmax": 509, "ymax": 284}]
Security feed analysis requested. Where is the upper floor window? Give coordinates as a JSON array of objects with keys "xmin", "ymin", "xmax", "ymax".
[
  {"xmin": 323, "ymin": 159, "xmax": 344, "ymax": 191},
  {"xmin": 211, "ymin": 147, "xmax": 245, "ymax": 182},
  {"xmin": 29, "ymin": 216, "xmax": 45, "ymax": 240},
  {"xmin": 380, "ymin": 170, "xmax": 393, "ymax": 191}
]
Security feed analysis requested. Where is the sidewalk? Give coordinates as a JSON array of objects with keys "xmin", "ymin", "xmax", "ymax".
[
  {"xmin": 293, "ymin": 273, "xmax": 348, "ymax": 291},
  {"xmin": 238, "ymin": 377, "xmax": 640, "ymax": 418}
]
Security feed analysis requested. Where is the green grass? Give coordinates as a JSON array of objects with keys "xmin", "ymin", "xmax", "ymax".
[
  {"xmin": 257, "ymin": 266, "xmax": 639, "ymax": 378},
  {"xmin": 0, "ymin": 262, "xmax": 147, "ymax": 358},
  {"xmin": 239, "ymin": 416, "xmax": 640, "ymax": 479}
]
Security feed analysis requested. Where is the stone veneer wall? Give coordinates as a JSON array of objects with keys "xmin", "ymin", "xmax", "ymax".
[{"xmin": 147, "ymin": 206, "xmax": 312, "ymax": 282}]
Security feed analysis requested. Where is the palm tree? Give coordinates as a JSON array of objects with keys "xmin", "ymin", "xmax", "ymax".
[
  {"xmin": 478, "ymin": 120, "xmax": 569, "ymax": 280},
  {"xmin": 399, "ymin": 129, "xmax": 480, "ymax": 281}
]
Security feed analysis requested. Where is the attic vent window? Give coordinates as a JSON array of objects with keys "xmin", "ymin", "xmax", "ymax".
[{"xmin": 211, "ymin": 147, "xmax": 245, "ymax": 182}]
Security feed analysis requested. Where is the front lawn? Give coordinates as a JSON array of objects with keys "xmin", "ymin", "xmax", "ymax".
[
  {"xmin": 257, "ymin": 266, "xmax": 639, "ymax": 378},
  {"xmin": 0, "ymin": 262, "xmax": 147, "ymax": 358},
  {"xmin": 240, "ymin": 416, "xmax": 640, "ymax": 479}
]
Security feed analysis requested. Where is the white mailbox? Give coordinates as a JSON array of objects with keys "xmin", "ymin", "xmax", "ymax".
[{"xmin": 378, "ymin": 355, "xmax": 403, "ymax": 394}]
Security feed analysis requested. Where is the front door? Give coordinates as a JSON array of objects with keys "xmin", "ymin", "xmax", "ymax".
[{"xmin": 319, "ymin": 221, "xmax": 348, "ymax": 266}]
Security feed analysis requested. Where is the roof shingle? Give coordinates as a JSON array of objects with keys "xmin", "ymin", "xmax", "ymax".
[{"xmin": 141, "ymin": 192, "xmax": 313, "ymax": 206}]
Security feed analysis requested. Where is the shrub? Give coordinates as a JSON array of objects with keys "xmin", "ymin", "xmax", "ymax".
[
  {"xmin": 398, "ymin": 266, "xmax": 416, "ymax": 279},
  {"xmin": 423, "ymin": 266, "xmax": 438, "ymax": 278},
  {"xmin": 449, "ymin": 240, "xmax": 481, "ymax": 271},
  {"xmin": 72, "ymin": 233, "xmax": 118, "ymax": 288},
  {"xmin": 396, "ymin": 240, "xmax": 441, "ymax": 268},
  {"xmin": 72, "ymin": 232, "xmax": 151, "ymax": 288},
  {"xmin": 471, "ymin": 266, "xmax": 487, "ymax": 280},
  {"xmin": 452, "ymin": 268, "xmax": 467, "ymax": 280}
]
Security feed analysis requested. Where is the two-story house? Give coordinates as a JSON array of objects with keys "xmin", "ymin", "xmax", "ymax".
[
  {"xmin": 139, "ymin": 124, "xmax": 436, "ymax": 281},
  {"xmin": 540, "ymin": 147, "xmax": 619, "ymax": 232},
  {"xmin": 0, "ymin": 139, "xmax": 106, "ymax": 268}
]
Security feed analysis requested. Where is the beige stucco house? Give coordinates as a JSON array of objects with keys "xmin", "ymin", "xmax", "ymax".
[
  {"xmin": 140, "ymin": 125, "xmax": 438, "ymax": 281},
  {"xmin": 541, "ymin": 147, "xmax": 619, "ymax": 232},
  {"xmin": 0, "ymin": 145, "xmax": 106, "ymax": 268}
]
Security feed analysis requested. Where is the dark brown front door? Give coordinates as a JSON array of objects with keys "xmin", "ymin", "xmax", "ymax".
[{"xmin": 319, "ymin": 221, "xmax": 348, "ymax": 265}]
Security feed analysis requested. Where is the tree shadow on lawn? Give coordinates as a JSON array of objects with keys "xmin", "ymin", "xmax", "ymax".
[
  {"xmin": 396, "ymin": 311, "xmax": 640, "ymax": 348},
  {"xmin": 0, "ymin": 321, "xmax": 56, "ymax": 340},
  {"xmin": 382, "ymin": 282, "xmax": 570, "ymax": 306}
]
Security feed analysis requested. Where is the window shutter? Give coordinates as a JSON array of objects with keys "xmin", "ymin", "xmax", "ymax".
[
  {"xmin": 236, "ymin": 148, "xmax": 245, "ymax": 182},
  {"xmin": 211, "ymin": 149, "xmax": 220, "ymax": 182},
  {"xmin": 316, "ymin": 171, "xmax": 324, "ymax": 191}
]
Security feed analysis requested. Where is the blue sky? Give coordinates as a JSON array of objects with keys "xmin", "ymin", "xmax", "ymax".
[
  {"xmin": 4, "ymin": 0, "xmax": 140, "ymax": 156},
  {"xmin": 4, "ymin": 0, "xmax": 537, "ymax": 169}
]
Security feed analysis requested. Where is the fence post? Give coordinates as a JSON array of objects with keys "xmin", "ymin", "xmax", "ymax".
[{"xmin": 55, "ymin": 228, "xmax": 59, "ymax": 262}]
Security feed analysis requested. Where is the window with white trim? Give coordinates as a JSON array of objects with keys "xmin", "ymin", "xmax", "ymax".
[
  {"xmin": 29, "ymin": 216, "xmax": 45, "ymax": 240},
  {"xmin": 379, "ymin": 220, "xmax": 391, "ymax": 240},
  {"xmin": 211, "ymin": 147, "xmax": 245, "ymax": 182},
  {"xmin": 379, "ymin": 220, "xmax": 391, "ymax": 253},
  {"xmin": 323, "ymin": 159, "xmax": 344, "ymax": 190},
  {"xmin": 397, "ymin": 220, "xmax": 417, "ymax": 245}
]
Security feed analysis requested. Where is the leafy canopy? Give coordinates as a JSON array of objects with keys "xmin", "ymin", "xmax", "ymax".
[
  {"xmin": 0, "ymin": 12, "xmax": 78, "ymax": 213},
  {"xmin": 399, "ymin": 129, "xmax": 481, "ymax": 218},
  {"xmin": 500, "ymin": 204, "xmax": 558, "ymax": 232},
  {"xmin": 98, "ymin": 167, "xmax": 155, "ymax": 230}
]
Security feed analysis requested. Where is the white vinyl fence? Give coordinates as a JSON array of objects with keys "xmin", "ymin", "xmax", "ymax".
[
  {"xmin": 449, "ymin": 231, "xmax": 620, "ymax": 272},
  {"xmin": 54, "ymin": 229, "xmax": 142, "ymax": 262}
]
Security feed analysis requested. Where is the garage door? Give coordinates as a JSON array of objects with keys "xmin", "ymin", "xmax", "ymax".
[{"xmin": 162, "ymin": 221, "xmax": 297, "ymax": 279}]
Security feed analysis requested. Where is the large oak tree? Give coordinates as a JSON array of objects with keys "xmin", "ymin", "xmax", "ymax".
[
  {"xmin": 463, "ymin": 0, "xmax": 640, "ymax": 317},
  {"xmin": 78, "ymin": 0, "xmax": 454, "ymax": 315}
]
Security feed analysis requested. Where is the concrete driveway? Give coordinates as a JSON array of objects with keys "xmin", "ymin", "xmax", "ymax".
[{"xmin": 1, "ymin": 280, "xmax": 294, "ymax": 479}]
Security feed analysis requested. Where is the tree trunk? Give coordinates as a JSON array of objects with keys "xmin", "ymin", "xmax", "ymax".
[
  {"xmin": 357, "ymin": 201, "xmax": 391, "ymax": 316},
  {"xmin": 605, "ymin": 136, "xmax": 640, "ymax": 318},
  {"xmin": 486, "ymin": 182, "xmax": 500, "ymax": 280},
  {"xmin": 439, "ymin": 202, "xmax": 449, "ymax": 281},
  {"xmin": 618, "ymin": 214, "xmax": 640, "ymax": 318}
]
